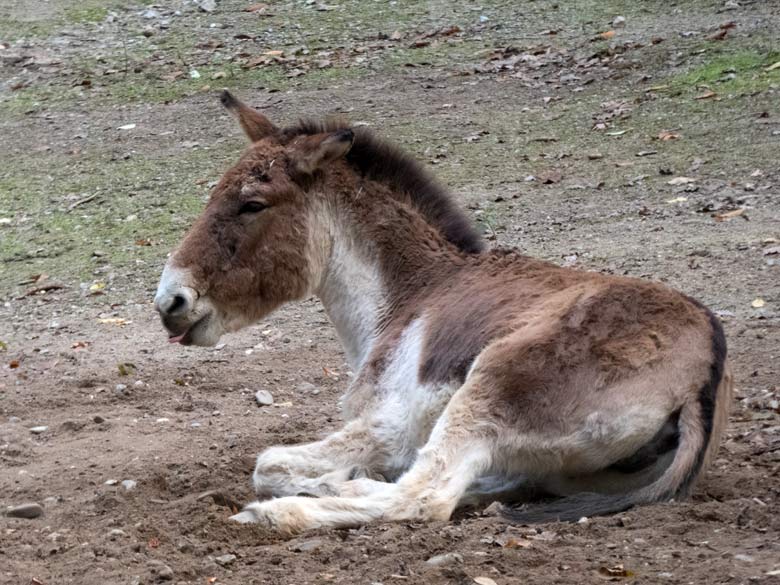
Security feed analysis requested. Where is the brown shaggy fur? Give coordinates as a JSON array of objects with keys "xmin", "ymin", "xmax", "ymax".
[{"xmin": 156, "ymin": 93, "xmax": 733, "ymax": 532}]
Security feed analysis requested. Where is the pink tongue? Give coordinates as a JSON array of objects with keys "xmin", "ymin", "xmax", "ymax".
[{"xmin": 168, "ymin": 333, "xmax": 186, "ymax": 344}]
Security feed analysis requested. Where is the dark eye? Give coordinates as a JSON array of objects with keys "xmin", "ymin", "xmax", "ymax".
[
  {"xmin": 251, "ymin": 168, "xmax": 270, "ymax": 182},
  {"xmin": 239, "ymin": 201, "xmax": 268, "ymax": 214}
]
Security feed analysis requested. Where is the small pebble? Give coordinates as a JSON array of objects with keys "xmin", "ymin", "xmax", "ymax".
[
  {"xmin": 93, "ymin": 415, "xmax": 105, "ymax": 423},
  {"xmin": 148, "ymin": 560, "xmax": 173, "ymax": 581},
  {"xmin": 425, "ymin": 552, "xmax": 463, "ymax": 567},
  {"xmin": 108, "ymin": 528, "xmax": 127, "ymax": 538},
  {"xmin": 291, "ymin": 539, "xmax": 324, "ymax": 553},
  {"xmin": 155, "ymin": 418, "xmax": 170, "ymax": 423},
  {"xmin": 613, "ymin": 15, "xmax": 626, "ymax": 28},
  {"xmin": 122, "ymin": 479, "xmax": 138, "ymax": 491},
  {"xmin": 214, "ymin": 553, "xmax": 237, "ymax": 566},
  {"xmin": 255, "ymin": 390, "xmax": 274, "ymax": 406},
  {"xmin": 105, "ymin": 479, "xmax": 119, "ymax": 486},
  {"xmin": 5, "ymin": 502, "xmax": 44, "ymax": 519},
  {"xmin": 8, "ymin": 416, "xmax": 21, "ymax": 423},
  {"xmin": 297, "ymin": 382, "xmax": 317, "ymax": 394},
  {"xmin": 29, "ymin": 426, "xmax": 48, "ymax": 434}
]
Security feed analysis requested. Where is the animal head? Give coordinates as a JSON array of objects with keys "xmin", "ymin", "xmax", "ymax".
[{"xmin": 154, "ymin": 91, "xmax": 353, "ymax": 346}]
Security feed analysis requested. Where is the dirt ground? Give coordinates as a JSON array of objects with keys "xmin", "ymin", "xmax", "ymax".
[{"xmin": 1, "ymin": 0, "xmax": 779, "ymax": 583}]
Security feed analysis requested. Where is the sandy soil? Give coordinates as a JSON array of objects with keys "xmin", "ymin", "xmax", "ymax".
[{"xmin": 1, "ymin": 1, "xmax": 779, "ymax": 584}]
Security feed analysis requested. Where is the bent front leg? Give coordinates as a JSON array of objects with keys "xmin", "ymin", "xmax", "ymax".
[
  {"xmin": 252, "ymin": 419, "xmax": 387, "ymax": 499},
  {"xmin": 233, "ymin": 385, "xmax": 496, "ymax": 532}
]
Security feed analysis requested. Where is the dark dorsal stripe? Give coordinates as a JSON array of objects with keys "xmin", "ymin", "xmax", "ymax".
[{"xmin": 281, "ymin": 120, "xmax": 485, "ymax": 254}]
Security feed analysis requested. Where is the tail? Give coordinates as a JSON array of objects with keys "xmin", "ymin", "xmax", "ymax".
[{"xmin": 501, "ymin": 308, "xmax": 732, "ymax": 524}]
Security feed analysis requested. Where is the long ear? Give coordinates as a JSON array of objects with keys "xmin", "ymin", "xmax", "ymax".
[
  {"xmin": 293, "ymin": 129, "xmax": 354, "ymax": 175},
  {"xmin": 220, "ymin": 90, "xmax": 278, "ymax": 142}
]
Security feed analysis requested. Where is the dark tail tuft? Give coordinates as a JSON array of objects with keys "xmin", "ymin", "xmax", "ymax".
[{"xmin": 500, "ymin": 492, "xmax": 637, "ymax": 524}]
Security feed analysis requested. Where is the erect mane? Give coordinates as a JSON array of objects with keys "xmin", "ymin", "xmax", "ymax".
[{"xmin": 281, "ymin": 119, "xmax": 485, "ymax": 254}]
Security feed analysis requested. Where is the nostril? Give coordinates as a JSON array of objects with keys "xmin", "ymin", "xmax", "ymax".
[{"xmin": 168, "ymin": 294, "xmax": 187, "ymax": 315}]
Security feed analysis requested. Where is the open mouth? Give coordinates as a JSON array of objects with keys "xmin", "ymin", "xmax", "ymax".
[{"xmin": 167, "ymin": 314, "xmax": 209, "ymax": 345}]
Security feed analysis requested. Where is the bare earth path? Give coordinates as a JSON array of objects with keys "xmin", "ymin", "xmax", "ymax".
[{"xmin": 1, "ymin": 1, "xmax": 778, "ymax": 583}]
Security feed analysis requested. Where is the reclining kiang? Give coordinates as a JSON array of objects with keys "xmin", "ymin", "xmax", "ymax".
[{"xmin": 154, "ymin": 91, "xmax": 732, "ymax": 535}]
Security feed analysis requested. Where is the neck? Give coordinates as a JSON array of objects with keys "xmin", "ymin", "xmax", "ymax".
[{"xmin": 313, "ymin": 192, "xmax": 464, "ymax": 371}]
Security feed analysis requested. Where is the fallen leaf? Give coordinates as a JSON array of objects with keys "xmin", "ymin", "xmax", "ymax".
[
  {"xmin": 504, "ymin": 537, "xmax": 533, "ymax": 548},
  {"xmin": 751, "ymin": 298, "xmax": 766, "ymax": 308},
  {"xmin": 667, "ymin": 176, "xmax": 696, "ymax": 185},
  {"xmin": 474, "ymin": 578, "xmax": 498, "ymax": 585},
  {"xmin": 694, "ymin": 90, "xmax": 717, "ymax": 100},
  {"xmin": 598, "ymin": 30, "xmax": 616, "ymax": 40},
  {"xmin": 98, "ymin": 318, "xmax": 132, "ymax": 326},
  {"xmin": 657, "ymin": 131, "xmax": 680, "ymax": 140},
  {"xmin": 713, "ymin": 208, "xmax": 745, "ymax": 221},
  {"xmin": 0, "ymin": 340, "xmax": 6, "ymax": 351},
  {"xmin": 135, "ymin": 238, "xmax": 153, "ymax": 246},
  {"xmin": 117, "ymin": 362, "xmax": 137, "ymax": 376},
  {"xmin": 598, "ymin": 564, "xmax": 635, "ymax": 578},
  {"xmin": 147, "ymin": 537, "xmax": 160, "ymax": 549},
  {"xmin": 71, "ymin": 341, "xmax": 90, "ymax": 349},
  {"xmin": 9, "ymin": 360, "xmax": 20, "ymax": 369},
  {"xmin": 89, "ymin": 281, "xmax": 106, "ymax": 294},
  {"xmin": 243, "ymin": 2, "xmax": 269, "ymax": 12},
  {"xmin": 707, "ymin": 28, "xmax": 729, "ymax": 41}
]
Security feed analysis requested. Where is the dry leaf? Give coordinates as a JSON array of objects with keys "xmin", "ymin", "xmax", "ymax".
[
  {"xmin": 599, "ymin": 30, "xmax": 616, "ymax": 40},
  {"xmin": 707, "ymin": 28, "xmax": 728, "ymax": 41},
  {"xmin": 713, "ymin": 208, "xmax": 745, "ymax": 221},
  {"xmin": 71, "ymin": 341, "xmax": 90, "ymax": 349},
  {"xmin": 9, "ymin": 360, "xmax": 20, "ymax": 369},
  {"xmin": 503, "ymin": 537, "xmax": 533, "ymax": 549},
  {"xmin": 667, "ymin": 176, "xmax": 696, "ymax": 185},
  {"xmin": 135, "ymin": 238, "xmax": 153, "ymax": 246},
  {"xmin": 98, "ymin": 318, "xmax": 132, "ymax": 326},
  {"xmin": 147, "ymin": 537, "xmax": 160, "ymax": 549},
  {"xmin": 474, "ymin": 578, "xmax": 499, "ymax": 585},
  {"xmin": 598, "ymin": 564, "xmax": 635, "ymax": 578},
  {"xmin": 243, "ymin": 2, "xmax": 269, "ymax": 12},
  {"xmin": 694, "ymin": 90, "xmax": 717, "ymax": 100},
  {"xmin": 657, "ymin": 131, "xmax": 680, "ymax": 141},
  {"xmin": 751, "ymin": 298, "xmax": 766, "ymax": 308}
]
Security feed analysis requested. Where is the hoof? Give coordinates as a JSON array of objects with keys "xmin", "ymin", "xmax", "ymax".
[{"xmin": 229, "ymin": 510, "xmax": 258, "ymax": 524}]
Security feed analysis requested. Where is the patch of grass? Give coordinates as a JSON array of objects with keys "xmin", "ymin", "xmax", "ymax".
[
  {"xmin": 64, "ymin": 5, "xmax": 108, "ymax": 24},
  {"xmin": 671, "ymin": 49, "xmax": 780, "ymax": 95},
  {"xmin": 0, "ymin": 147, "xmax": 233, "ymax": 292}
]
